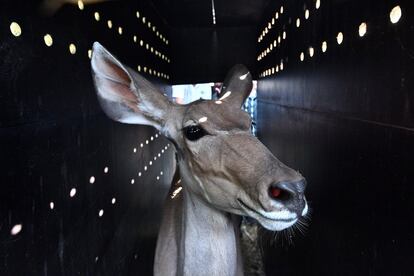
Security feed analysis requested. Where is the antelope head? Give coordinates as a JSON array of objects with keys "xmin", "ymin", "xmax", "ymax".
[{"xmin": 91, "ymin": 42, "xmax": 308, "ymax": 232}]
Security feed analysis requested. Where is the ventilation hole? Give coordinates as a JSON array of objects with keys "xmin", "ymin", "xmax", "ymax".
[
  {"xmin": 43, "ymin": 34, "xmax": 53, "ymax": 47},
  {"xmin": 10, "ymin": 22, "xmax": 22, "ymax": 37},
  {"xmin": 111, "ymin": 198, "xmax": 116, "ymax": 204},
  {"xmin": 118, "ymin": 27, "xmax": 123, "ymax": 35},
  {"xmin": 309, "ymin": 47, "xmax": 314, "ymax": 57},
  {"xmin": 94, "ymin": 12, "xmax": 100, "ymax": 21},
  {"xmin": 300, "ymin": 52, "xmax": 304, "ymax": 61},
  {"xmin": 390, "ymin": 6, "xmax": 402, "ymax": 24},
  {"xmin": 336, "ymin": 32, "xmax": 344, "ymax": 45},
  {"xmin": 131, "ymin": 179, "xmax": 135, "ymax": 184},
  {"xmin": 11, "ymin": 224, "xmax": 22, "ymax": 235},
  {"xmin": 296, "ymin": 18, "xmax": 301, "ymax": 28},
  {"xmin": 107, "ymin": 20, "xmax": 112, "ymax": 29},
  {"xmin": 322, "ymin": 41, "xmax": 327, "ymax": 52},
  {"xmin": 89, "ymin": 176, "xmax": 95, "ymax": 184},
  {"xmin": 50, "ymin": 202, "xmax": 55, "ymax": 210},
  {"xmin": 305, "ymin": 9, "xmax": 310, "ymax": 19},
  {"xmin": 77, "ymin": 0, "xmax": 84, "ymax": 10},
  {"xmin": 88, "ymin": 49, "xmax": 92, "ymax": 59},
  {"xmin": 316, "ymin": 0, "xmax": 321, "ymax": 9},
  {"xmin": 98, "ymin": 209, "xmax": 104, "ymax": 217},
  {"xmin": 104, "ymin": 167, "xmax": 109, "ymax": 173},
  {"xmin": 70, "ymin": 188, "xmax": 77, "ymax": 197},
  {"xmin": 358, "ymin": 22, "xmax": 367, "ymax": 37}
]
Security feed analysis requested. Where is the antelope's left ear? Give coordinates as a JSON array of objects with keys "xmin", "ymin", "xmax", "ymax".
[
  {"xmin": 91, "ymin": 42, "xmax": 171, "ymax": 132},
  {"xmin": 218, "ymin": 64, "xmax": 253, "ymax": 108}
]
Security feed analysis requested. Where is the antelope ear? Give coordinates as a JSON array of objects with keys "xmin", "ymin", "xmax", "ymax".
[
  {"xmin": 218, "ymin": 64, "xmax": 253, "ymax": 108},
  {"xmin": 91, "ymin": 42, "xmax": 171, "ymax": 131}
]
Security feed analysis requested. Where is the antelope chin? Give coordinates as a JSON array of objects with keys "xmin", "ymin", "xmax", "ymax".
[{"xmin": 237, "ymin": 199, "xmax": 298, "ymax": 231}]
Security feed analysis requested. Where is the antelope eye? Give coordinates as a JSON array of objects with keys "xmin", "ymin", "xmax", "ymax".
[{"xmin": 184, "ymin": 125, "xmax": 206, "ymax": 141}]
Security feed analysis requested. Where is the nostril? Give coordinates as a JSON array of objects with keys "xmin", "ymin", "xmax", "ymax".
[{"xmin": 268, "ymin": 186, "xmax": 292, "ymax": 202}]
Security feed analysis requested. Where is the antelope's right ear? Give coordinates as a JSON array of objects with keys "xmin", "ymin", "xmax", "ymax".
[{"xmin": 91, "ymin": 42, "xmax": 171, "ymax": 132}]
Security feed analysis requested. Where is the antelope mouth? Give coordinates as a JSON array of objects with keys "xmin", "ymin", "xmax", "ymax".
[{"xmin": 236, "ymin": 199, "xmax": 297, "ymax": 223}]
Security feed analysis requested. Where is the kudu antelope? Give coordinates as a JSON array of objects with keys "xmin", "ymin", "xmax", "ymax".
[{"xmin": 91, "ymin": 42, "xmax": 308, "ymax": 276}]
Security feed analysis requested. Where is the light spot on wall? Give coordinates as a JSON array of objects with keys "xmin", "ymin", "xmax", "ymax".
[
  {"xmin": 322, "ymin": 41, "xmax": 327, "ymax": 52},
  {"xmin": 358, "ymin": 22, "xmax": 367, "ymax": 37},
  {"xmin": 11, "ymin": 224, "xmax": 22, "ymax": 235},
  {"xmin": 309, "ymin": 47, "xmax": 314, "ymax": 57},
  {"xmin": 43, "ymin": 34, "xmax": 53, "ymax": 47},
  {"xmin": 390, "ymin": 6, "xmax": 402, "ymax": 24},
  {"xmin": 10, "ymin": 22, "xmax": 22, "ymax": 37},
  {"xmin": 77, "ymin": 0, "xmax": 84, "ymax": 10},
  {"xmin": 94, "ymin": 12, "xmax": 100, "ymax": 21},
  {"xmin": 70, "ymin": 188, "xmax": 77, "ymax": 197},
  {"xmin": 336, "ymin": 32, "xmax": 344, "ymax": 45}
]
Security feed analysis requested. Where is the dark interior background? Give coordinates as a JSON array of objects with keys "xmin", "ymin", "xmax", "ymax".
[{"xmin": 1, "ymin": 0, "xmax": 413, "ymax": 275}]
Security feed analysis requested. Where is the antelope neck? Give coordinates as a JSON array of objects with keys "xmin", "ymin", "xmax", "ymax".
[{"xmin": 178, "ymin": 182, "xmax": 243, "ymax": 276}]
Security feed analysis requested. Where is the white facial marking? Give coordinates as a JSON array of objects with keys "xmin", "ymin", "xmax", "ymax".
[
  {"xmin": 239, "ymin": 72, "xmax": 249, "ymax": 80},
  {"xmin": 215, "ymin": 100, "xmax": 222, "ymax": 104},
  {"xmin": 198, "ymin": 117, "xmax": 208, "ymax": 123},
  {"xmin": 218, "ymin": 91, "xmax": 231, "ymax": 101}
]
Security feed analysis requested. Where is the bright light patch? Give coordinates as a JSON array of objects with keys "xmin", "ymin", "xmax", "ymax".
[
  {"xmin": 118, "ymin": 27, "xmax": 123, "ymax": 35},
  {"xmin": 88, "ymin": 49, "xmax": 92, "ymax": 59},
  {"xmin": 111, "ymin": 198, "xmax": 116, "ymax": 204},
  {"xmin": 98, "ymin": 209, "xmax": 104, "ymax": 217},
  {"xmin": 280, "ymin": 6, "xmax": 284, "ymax": 14},
  {"xmin": 336, "ymin": 32, "xmax": 343, "ymax": 45},
  {"xmin": 359, "ymin": 22, "xmax": 367, "ymax": 37},
  {"xmin": 131, "ymin": 179, "xmax": 135, "ymax": 184},
  {"xmin": 239, "ymin": 72, "xmax": 249, "ymax": 80},
  {"xmin": 104, "ymin": 167, "xmax": 109, "ymax": 173},
  {"xmin": 390, "ymin": 6, "xmax": 402, "ymax": 24},
  {"xmin": 50, "ymin": 202, "xmax": 55, "ymax": 210},
  {"xmin": 89, "ymin": 176, "xmax": 95, "ymax": 184},
  {"xmin": 305, "ymin": 9, "xmax": 310, "ymax": 19},
  {"xmin": 78, "ymin": 0, "xmax": 84, "ymax": 10},
  {"xmin": 10, "ymin": 22, "xmax": 22, "ymax": 37},
  {"xmin": 69, "ymin": 44, "xmax": 76, "ymax": 54},
  {"xmin": 107, "ymin": 20, "xmax": 112, "ymax": 29},
  {"xmin": 283, "ymin": 31, "xmax": 286, "ymax": 39},
  {"xmin": 43, "ymin": 34, "xmax": 53, "ymax": 47},
  {"xmin": 296, "ymin": 18, "xmax": 301, "ymax": 28},
  {"xmin": 70, "ymin": 188, "xmax": 77, "ymax": 197},
  {"xmin": 219, "ymin": 91, "xmax": 232, "ymax": 101},
  {"xmin": 171, "ymin": 187, "xmax": 182, "ymax": 199},
  {"xmin": 322, "ymin": 41, "xmax": 327, "ymax": 52},
  {"xmin": 316, "ymin": 0, "xmax": 321, "ymax": 9},
  {"xmin": 11, "ymin": 224, "xmax": 22, "ymax": 235},
  {"xmin": 136, "ymin": 11, "xmax": 140, "ymax": 18},
  {"xmin": 94, "ymin": 12, "xmax": 100, "ymax": 21},
  {"xmin": 198, "ymin": 117, "xmax": 208, "ymax": 123},
  {"xmin": 309, "ymin": 47, "xmax": 314, "ymax": 57}
]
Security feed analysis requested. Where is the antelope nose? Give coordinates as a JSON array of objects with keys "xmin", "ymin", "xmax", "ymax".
[{"xmin": 268, "ymin": 180, "xmax": 307, "ymax": 216}]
